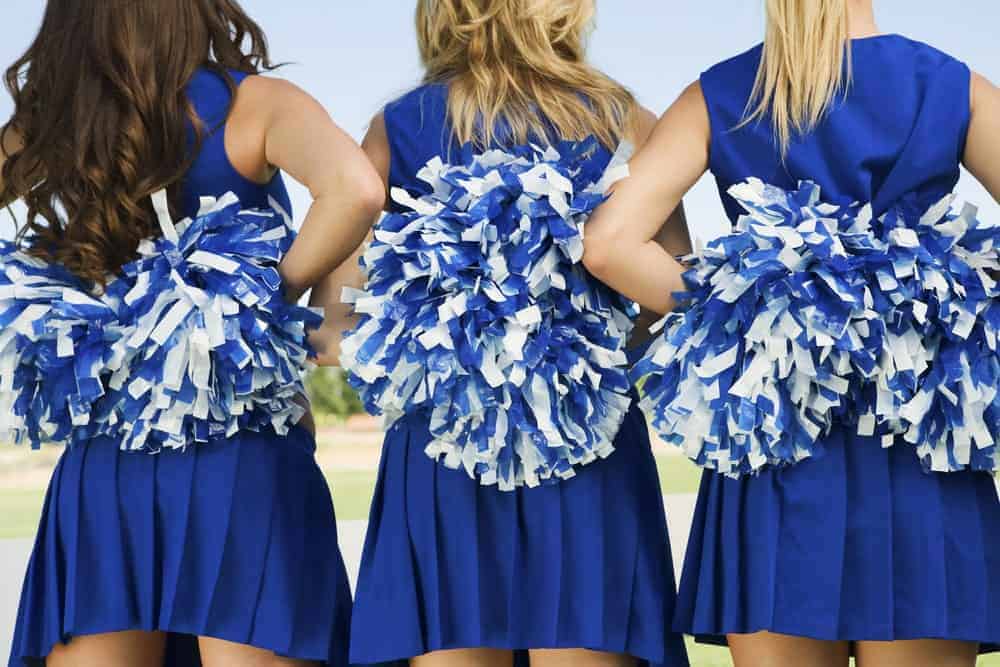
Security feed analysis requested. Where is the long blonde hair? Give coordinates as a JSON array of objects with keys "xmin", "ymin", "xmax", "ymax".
[
  {"xmin": 415, "ymin": 0, "xmax": 637, "ymax": 149},
  {"xmin": 743, "ymin": 0, "xmax": 852, "ymax": 154}
]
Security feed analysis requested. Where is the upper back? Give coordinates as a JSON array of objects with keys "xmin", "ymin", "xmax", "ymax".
[
  {"xmin": 181, "ymin": 68, "xmax": 292, "ymax": 218},
  {"xmin": 383, "ymin": 83, "xmax": 618, "ymax": 210},
  {"xmin": 701, "ymin": 35, "xmax": 971, "ymax": 219}
]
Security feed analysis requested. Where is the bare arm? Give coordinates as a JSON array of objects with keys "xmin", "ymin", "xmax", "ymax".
[
  {"xmin": 964, "ymin": 72, "xmax": 1000, "ymax": 203},
  {"xmin": 308, "ymin": 112, "xmax": 391, "ymax": 366},
  {"xmin": 625, "ymin": 106, "xmax": 693, "ymax": 347},
  {"xmin": 583, "ymin": 82, "xmax": 711, "ymax": 314},
  {"xmin": 235, "ymin": 77, "xmax": 385, "ymax": 302}
]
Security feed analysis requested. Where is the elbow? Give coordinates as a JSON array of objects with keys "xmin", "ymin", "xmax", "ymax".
[
  {"xmin": 311, "ymin": 338, "xmax": 343, "ymax": 368},
  {"xmin": 352, "ymin": 167, "xmax": 386, "ymax": 221},
  {"xmin": 581, "ymin": 231, "xmax": 615, "ymax": 283},
  {"xmin": 308, "ymin": 329, "xmax": 340, "ymax": 368}
]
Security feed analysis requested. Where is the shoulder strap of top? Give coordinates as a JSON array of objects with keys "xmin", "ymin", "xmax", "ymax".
[
  {"xmin": 699, "ymin": 46, "xmax": 765, "ymax": 176},
  {"xmin": 873, "ymin": 52, "xmax": 971, "ymax": 213},
  {"xmin": 188, "ymin": 68, "xmax": 252, "ymax": 134},
  {"xmin": 384, "ymin": 85, "xmax": 451, "ymax": 191}
]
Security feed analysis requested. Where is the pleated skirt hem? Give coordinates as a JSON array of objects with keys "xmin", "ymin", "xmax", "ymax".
[
  {"xmin": 10, "ymin": 624, "xmax": 337, "ymax": 667},
  {"xmin": 8, "ymin": 426, "xmax": 352, "ymax": 667},
  {"xmin": 674, "ymin": 424, "xmax": 1000, "ymax": 655},
  {"xmin": 350, "ymin": 641, "xmax": 679, "ymax": 667},
  {"xmin": 349, "ymin": 404, "xmax": 689, "ymax": 667},
  {"xmin": 687, "ymin": 628, "xmax": 1000, "ymax": 654}
]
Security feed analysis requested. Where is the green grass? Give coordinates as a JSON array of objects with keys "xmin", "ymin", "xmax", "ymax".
[
  {"xmin": 657, "ymin": 454, "xmax": 703, "ymax": 494},
  {"xmin": 0, "ymin": 488, "xmax": 46, "ymax": 539},
  {"xmin": 687, "ymin": 639, "xmax": 733, "ymax": 666},
  {"xmin": 327, "ymin": 469, "xmax": 377, "ymax": 520}
]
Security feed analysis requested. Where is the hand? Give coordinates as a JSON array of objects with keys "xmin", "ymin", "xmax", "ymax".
[{"xmin": 293, "ymin": 393, "xmax": 317, "ymax": 437}]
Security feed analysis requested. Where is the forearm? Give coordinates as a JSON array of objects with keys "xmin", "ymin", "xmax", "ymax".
[
  {"xmin": 591, "ymin": 238, "xmax": 687, "ymax": 315},
  {"xmin": 583, "ymin": 84, "xmax": 708, "ymax": 314},
  {"xmin": 307, "ymin": 243, "xmax": 366, "ymax": 365},
  {"xmin": 260, "ymin": 80, "xmax": 385, "ymax": 300},
  {"xmin": 280, "ymin": 194, "xmax": 377, "ymax": 302},
  {"xmin": 308, "ymin": 303, "xmax": 358, "ymax": 367}
]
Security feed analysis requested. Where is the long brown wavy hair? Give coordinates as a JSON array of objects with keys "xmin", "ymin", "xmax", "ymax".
[
  {"xmin": 416, "ymin": 0, "xmax": 637, "ymax": 150},
  {"xmin": 1, "ymin": 0, "xmax": 275, "ymax": 285}
]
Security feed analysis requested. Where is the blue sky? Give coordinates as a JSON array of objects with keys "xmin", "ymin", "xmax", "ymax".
[{"xmin": 0, "ymin": 1, "xmax": 997, "ymax": 242}]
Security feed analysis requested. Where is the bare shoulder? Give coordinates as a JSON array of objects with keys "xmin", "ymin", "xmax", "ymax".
[
  {"xmin": 235, "ymin": 75, "xmax": 327, "ymax": 119},
  {"xmin": 629, "ymin": 105, "xmax": 659, "ymax": 148},
  {"xmin": 362, "ymin": 111, "xmax": 391, "ymax": 198},
  {"xmin": 659, "ymin": 80, "xmax": 710, "ymax": 145},
  {"xmin": 363, "ymin": 111, "xmax": 387, "ymax": 147},
  {"xmin": 362, "ymin": 111, "xmax": 390, "ymax": 167},
  {"xmin": 674, "ymin": 80, "xmax": 708, "ymax": 114},
  {"xmin": 624, "ymin": 82, "xmax": 710, "ymax": 150},
  {"xmin": 971, "ymin": 71, "xmax": 999, "ymax": 114}
]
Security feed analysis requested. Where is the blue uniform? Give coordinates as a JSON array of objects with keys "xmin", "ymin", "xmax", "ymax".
[
  {"xmin": 347, "ymin": 83, "xmax": 690, "ymax": 667},
  {"xmin": 8, "ymin": 68, "xmax": 352, "ymax": 667},
  {"xmin": 673, "ymin": 35, "xmax": 1000, "ymax": 649}
]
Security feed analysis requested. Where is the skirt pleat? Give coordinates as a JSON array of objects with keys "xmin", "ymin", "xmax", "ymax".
[
  {"xmin": 350, "ymin": 403, "xmax": 690, "ymax": 667},
  {"xmin": 8, "ymin": 426, "xmax": 352, "ymax": 667},
  {"xmin": 675, "ymin": 423, "xmax": 1000, "ymax": 651}
]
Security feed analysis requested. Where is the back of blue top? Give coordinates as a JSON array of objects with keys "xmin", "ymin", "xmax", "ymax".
[
  {"xmin": 701, "ymin": 35, "xmax": 971, "ymax": 221},
  {"xmin": 180, "ymin": 68, "xmax": 292, "ymax": 219},
  {"xmin": 383, "ymin": 83, "xmax": 616, "ymax": 210}
]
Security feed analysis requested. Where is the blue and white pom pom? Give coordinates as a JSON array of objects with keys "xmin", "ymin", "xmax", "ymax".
[
  {"xmin": 0, "ymin": 243, "xmax": 123, "ymax": 448},
  {"xmin": 635, "ymin": 178, "xmax": 1000, "ymax": 477},
  {"xmin": 341, "ymin": 139, "xmax": 637, "ymax": 490},
  {"xmin": 861, "ymin": 196, "xmax": 1000, "ymax": 472},
  {"xmin": 0, "ymin": 191, "xmax": 321, "ymax": 452},
  {"xmin": 633, "ymin": 179, "xmax": 886, "ymax": 477},
  {"xmin": 95, "ymin": 191, "xmax": 322, "ymax": 451}
]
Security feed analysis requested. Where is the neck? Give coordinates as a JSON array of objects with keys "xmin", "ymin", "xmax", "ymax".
[{"xmin": 847, "ymin": 0, "xmax": 880, "ymax": 39}]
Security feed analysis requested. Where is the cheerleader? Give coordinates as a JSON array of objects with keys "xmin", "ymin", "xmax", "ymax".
[
  {"xmin": 1, "ymin": 1, "xmax": 383, "ymax": 665},
  {"xmin": 583, "ymin": 0, "xmax": 1000, "ymax": 665},
  {"xmin": 310, "ymin": 1, "xmax": 691, "ymax": 666}
]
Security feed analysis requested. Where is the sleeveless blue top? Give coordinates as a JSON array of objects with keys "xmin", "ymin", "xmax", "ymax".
[
  {"xmin": 632, "ymin": 35, "xmax": 987, "ymax": 478},
  {"xmin": 701, "ymin": 35, "xmax": 971, "ymax": 221},
  {"xmin": 383, "ymin": 83, "xmax": 616, "ymax": 211},
  {"xmin": 0, "ymin": 67, "xmax": 313, "ymax": 453},
  {"xmin": 358, "ymin": 82, "xmax": 636, "ymax": 489},
  {"xmin": 180, "ymin": 68, "xmax": 292, "ymax": 219}
]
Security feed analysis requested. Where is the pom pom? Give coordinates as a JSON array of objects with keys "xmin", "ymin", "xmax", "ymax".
[
  {"xmin": 0, "ymin": 243, "xmax": 122, "ymax": 447},
  {"xmin": 341, "ymin": 139, "xmax": 637, "ymax": 490},
  {"xmin": 635, "ymin": 179, "xmax": 1000, "ymax": 477},
  {"xmin": 0, "ymin": 192, "xmax": 320, "ymax": 451},
  {"xmin": 97, "ymin": 192, "xmax": 322, "ymax": 451},
  {"xmin": 861, "ymin": 198, "xmax": 1000, "ymax": 472},
  {"xmin": 633, "ymin": 180, "xmax": 884, "ymax": 476}
]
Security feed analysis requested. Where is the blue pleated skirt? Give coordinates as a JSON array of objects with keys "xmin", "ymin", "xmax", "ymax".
[
  {"xmin": 8, "ymin": 426, "xmax": 352, "ymax": 667},
  {"xmin": 349, "ymin": 402, "xmax": 690, "ymax": 667},
  {"xmin": 675, "ymin": 423, "xmax": 1000, "ymax": 651}
]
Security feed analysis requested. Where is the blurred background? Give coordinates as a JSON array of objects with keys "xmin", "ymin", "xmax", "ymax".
[{"xmin": 0, "ymin": 2, "xmax": 998, "ymax": 665}]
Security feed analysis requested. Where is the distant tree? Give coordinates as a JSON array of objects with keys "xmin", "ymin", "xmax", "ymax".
[{"xmin": 305, "ymin": 367, "xmax": 365, "ymax": 418}]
